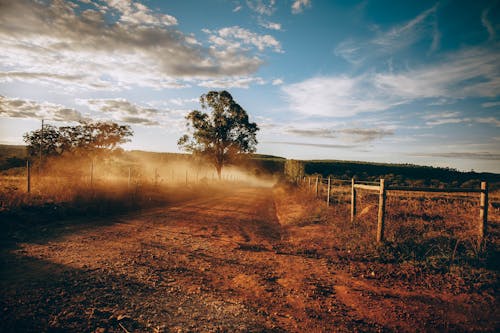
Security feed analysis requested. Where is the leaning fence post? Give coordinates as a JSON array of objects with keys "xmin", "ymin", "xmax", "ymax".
[
  {"xmin": 376, "ymin": 179, "xmax": 386, "ymax": 243},
  {"xmin": 326, "ymin": 177, "xmax": 331, "ymax": 207},
  {"xmin": 479, "ymin": 181, "xmax": 488, "ymax": 249},
  {"xmin": 26, "ymin": 160, "xmax": 31, "ymax": 193},
  {"xmin": 351, "ymin": 178, "xmax": 356, "ymax": 223}
]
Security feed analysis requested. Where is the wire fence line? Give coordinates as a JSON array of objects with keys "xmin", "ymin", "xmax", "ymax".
[
  {"xmin": 298, "ymin": 175, "xmax": 489, "ymax": 248},
  {"xmin": 21, "ymin": 159, "xmax": 245, "ymax": 194}
]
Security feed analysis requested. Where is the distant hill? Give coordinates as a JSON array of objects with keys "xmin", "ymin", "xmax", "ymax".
[
  {"xmin": 1, "ymin": 145, "xmax": 497, "ymax": 187},
  {"xmin": 0, "ymin": 145, "xmax": 27, "ymax": 170},
  {"xmin": 301, "ymin": 159, "xmax": 500, "ymax": 188}
]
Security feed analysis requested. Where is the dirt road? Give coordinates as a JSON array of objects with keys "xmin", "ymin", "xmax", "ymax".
[{"xmin": 0, "ymin": 187, "xmax": 496, "ymax": 332}]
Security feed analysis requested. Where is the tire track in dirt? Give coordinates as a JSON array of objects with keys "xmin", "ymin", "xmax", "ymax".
[{"xmin": 3, "ymin": 186, "xmax": 492, "ymax": 332}]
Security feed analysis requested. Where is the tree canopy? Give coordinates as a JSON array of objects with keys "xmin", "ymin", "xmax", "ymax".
[
  {"xmin": 23, "ymin": 122, "xmax": 133, "ymax": 158},
  {"xmin": 178, "ymin": 91, "xmax": 259, "ymax": 177}
]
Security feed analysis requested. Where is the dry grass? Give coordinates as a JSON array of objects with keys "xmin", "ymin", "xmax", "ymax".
[
  {"xmin": 0, "ymin": 164, "xmax": 236, "ymax": 228},
  {"xmin": 275, "ymin": 181, "xmax": 499, "ymax": 293}
]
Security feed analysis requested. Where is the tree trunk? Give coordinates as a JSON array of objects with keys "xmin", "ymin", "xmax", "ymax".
[{"xmin": 216, "ymin": 164, "xmax": 222, "ymax": 180}]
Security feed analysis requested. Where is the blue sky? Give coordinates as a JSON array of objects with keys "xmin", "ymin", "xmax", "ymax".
[{"xmin": 0, "ymin": 0, "xmax": 499, "ymax": 172}]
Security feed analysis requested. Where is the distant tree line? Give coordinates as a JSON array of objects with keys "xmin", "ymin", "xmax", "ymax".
[
  {"xmin": 303, "ymin": 160, "xmax": 500, "ymax": 188},
  {"xmin": 23, "ymin": 122, "xmax": 133, "ymax": 159}
]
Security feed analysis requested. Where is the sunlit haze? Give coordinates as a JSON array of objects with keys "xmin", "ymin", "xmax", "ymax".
[{"xmin": 0, "ymin": 0, "xmax": 499, "ymax": 172}]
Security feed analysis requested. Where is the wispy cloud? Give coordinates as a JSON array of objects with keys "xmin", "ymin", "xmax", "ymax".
[
  {"xmin": 422, "ymin": 111, "xmax": 462, "ymax": 126},
  {"xmin": 482, "ymin": 101, "xmax": 500, "ymax": 108},
  {"xmin": 286, "ymin": 128, "xmax": 337, "ymax": 139},
  {"xmin": 481, "ymin": 8, "xmax": 496, "ymax": 41},
  {"xmin": 0, "ymin": 71, "xmax": 113, "ymax": 91},
  {"xmin": 0, "ymin": 95, "xmax": 88, "ymax": 122},
  {"xmin": 79, "ymin": 99, "xmax": 161, "ymax": 126},
  {"xmin": 291, "ymin": 0, "xmax": 312, "ymax": 14},
  {"xmin": 285, "ymin": 44, "xmax": 500, "ymax": 117},
  {"xmin": 246, "ymin": 0, "xmax": 276, "ymax": 16},
  {"xmin": 475, "ymin": 117, "xmax": 500, "ymax": 127},
  {"xmin": 75, "ymin": 98, "xmax": 195, "ymax": 129},
  {"xmin": 374, "ymin": 47, "xmax": 500, "ymax": 99},
  {"xmin": 265, "ymin": 141, "xmax": 355, "ymax": 149},
  {"xmin": 421, "ymin": 112, "xmax": 500, "ymax": 127},
  {"xmin": 335, "ymin": 4, "xmax": 439, "ymax": 64},
  {"xmin": 409, "ymin": 151, "xmax": 500, "ymax": 161},
  {"xmin": 285, "ymin": 127, "xmax": 394, "ymax": 143}
]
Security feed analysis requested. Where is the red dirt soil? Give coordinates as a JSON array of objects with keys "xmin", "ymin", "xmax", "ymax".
[{"xmin": 0, "ymin": 186, "xmax": 497, "ymax": 332}]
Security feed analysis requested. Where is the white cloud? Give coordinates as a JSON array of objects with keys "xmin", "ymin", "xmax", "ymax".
[
  {"xmin": 259, "ymin": 20, "xmax": 282, "ymax": 31},
  {"xmin": 291, "ymin": 0, "xmax": 311, "ymax": 14},
  {"xmin": 482, "ymin": 101, "xmax": 500, "ymax": 108},
  {"xmin": 198, "ymin": 76, "xmax": 266, "ymax": 89},
  {"xmin": 76, "ymin": 98, "xmax": 191, "ymax": 128},
  {"xmin": 284, "ymin": 45, "xmax": 500, "ymax": 117},
  {"xmin": 246, "ymin": 0, "xmax": 276, "ymax": 16},
  {"xmin": 0, "ymin": 0, "xmax": 269, "ymax": 92},
  {"xmin": 104, "ymin": 0, "xmax": 178, "ymax": 26},
  {"xmin": 206, "ymin": 26, "xmax": 283, "ymax": 53},
  {"xmin": 282, "ymin": 75, "xmax": 404, "ymax": 117},
  {"xmin": 272, "ymin": 78, "xmax": 284, "ymax": 85},
  {"xmin": 0, "ymin": 95, "xmax": 88, "ymax": 122},
  {"xmin": 167, "ymin": 98, "xmax": 199, "ymax": 107}
]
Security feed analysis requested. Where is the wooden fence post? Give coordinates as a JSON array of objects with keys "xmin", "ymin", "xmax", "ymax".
[
  {"xmin": 308, "ymin": 176, "xmax": 311, "ymax": 189},
  {"xmin": 315, "ymin": 176, "xmax": 319, "ymax": 198},
  {"xmin": 326, "ymin": 176, "xmax": 331, "ymax": 207},
  {"xmin": 479, "ymin": 181, "xmax": 488, "ymax": 248},
  {"xmin": 128, "ymin": 167, "xmax": 131, "ymax": 189},
  {"xmin": 90, "ymin": 159, "xmax": 94, "ymax": 189},
  {"xmin": 376, "ymin": 179, "xmax": 386, "ymax": 243},
  {"xmin": 351, "ymin": 178, "xmax": 356, "ymax": 223},
  {"xmin": 26, "ymin": 160, "xmax": 31, "ymax": 193}
]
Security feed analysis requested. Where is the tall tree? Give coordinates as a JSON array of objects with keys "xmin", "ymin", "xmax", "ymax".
[{"xmin": 178, "ymin": 91, "xmax": 259, "ymax": 178}]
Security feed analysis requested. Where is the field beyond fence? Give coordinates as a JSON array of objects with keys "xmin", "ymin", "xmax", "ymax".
[
  {"xmin": 299, "ymin": 176, "xmax": 498, "ymax": 257},
  {"xmin": 0, "ymin": 156, "xmax": 274, "ymax": 222}
]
